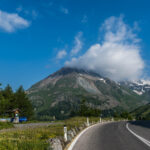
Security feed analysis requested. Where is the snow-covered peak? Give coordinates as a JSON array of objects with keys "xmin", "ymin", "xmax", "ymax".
[
  {"xmin": 132, "ymin": 79, "xmax": 150, "ymax": 86},
  {"xmin": 119, "ymin": 79, "xmax": 150, "ymax": 95},
  {"xmin": 140, "ymin": 79, "xmax": 150, "ymax": 85}
]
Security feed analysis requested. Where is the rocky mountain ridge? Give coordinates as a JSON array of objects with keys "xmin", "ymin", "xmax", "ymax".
[
  {"xmin": 27, "ymin": 67, "xmax": 149, "ymax": 119},
  {"xmin": 120, "ymin": 80, "xmax": 150, "ymax": 95}
]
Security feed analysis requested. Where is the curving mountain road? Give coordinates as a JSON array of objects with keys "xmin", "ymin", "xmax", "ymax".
[{"xmin": 71, "ymin": 121, "xmax": 150, "ymax": 150}]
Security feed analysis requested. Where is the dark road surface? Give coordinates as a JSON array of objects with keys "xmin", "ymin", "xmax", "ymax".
[{"xmin": 72, "ymin": 121, "xmax": 150, "ymax": 150}]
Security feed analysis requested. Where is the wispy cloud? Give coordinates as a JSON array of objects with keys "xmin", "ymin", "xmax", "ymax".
[
  {"xmin": 31, "ymin": 10, "xmax": 38, "ymax": 19},
  {"xmin": 81, "ymin": 15, "xmax": 88, "ymax": 23},
  {"xmin": 60, "ymin": 6, "xmax": 69, "ymax": 14},
  {"xmin": 0, "ymin": 10, "xmax": 30, "ymax": 32},
  {"xmin": 71, "ymin": 32, "xmax": 83, "ymax": 56},
  {"xmin": 66, "ymin": 16, "xmax": 144, "ymax": 81},
  {"xmin": 16, "ymin": 6, "xmax": 38, "ymax": 19},
  {"xmin": 16, "ymin": 6, "xmax": 23, "ymax": 13},
  {"xmin": 57, "ymin": 50, "xmax": 67, "ymax": 59}
]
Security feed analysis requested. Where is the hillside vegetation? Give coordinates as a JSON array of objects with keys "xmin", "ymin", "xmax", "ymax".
[
  {"xmin": 0, "ymin": 84, "xmax": 33, "ymax": 119},
  {"xmin": 27, "ymin": 67, "xmax": 147, "ymax": 120},
  {"xmin": 131, "ymin": 103, "xmax": 150, "ymax": 120}
]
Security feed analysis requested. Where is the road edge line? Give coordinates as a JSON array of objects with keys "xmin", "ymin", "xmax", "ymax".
[
  {"xmin": 126, "ymin": 123, "xmax": 150, "ymax": 147},
  {"xmin": 67, "ymin": 123, "xmax": 102, "ymax": 150}
]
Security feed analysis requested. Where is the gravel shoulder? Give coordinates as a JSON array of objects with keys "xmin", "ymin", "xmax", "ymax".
[{"xmin": 0, "ymin": 122, "xmax": 62, "ymax": 132}]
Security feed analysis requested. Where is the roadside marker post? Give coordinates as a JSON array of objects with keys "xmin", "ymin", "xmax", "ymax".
[
  {"xmin": 64, "ymin": 125, "xmax": 68, "ymax": 142},
  {"xmin": 87, "ymin": 117, "xmax": 89, "ymax": 126},
  {"xmin": 100, "ymin": 117, "xmax": 102, "ymax": 123}
]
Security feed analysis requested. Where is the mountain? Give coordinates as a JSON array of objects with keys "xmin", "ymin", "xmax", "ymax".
[
  {"xmin": 27, "ymin": 67, "xmax": 148, "ymax": 120},
  {"xmin": 120, "ymin": 80, "xmax": 150, "ymax": 95},
  {"xmin": 120, "ymin": 80, "xmax": 150, "ymax": 103},
  {"xmin": 131, "ymin": 103, "xmax": 150, "ymax": 120}
]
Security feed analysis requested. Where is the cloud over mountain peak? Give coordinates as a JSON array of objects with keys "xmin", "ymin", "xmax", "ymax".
[{"xmin": 65, "ymin": 16, "xmax": 144, "ymax": 81}]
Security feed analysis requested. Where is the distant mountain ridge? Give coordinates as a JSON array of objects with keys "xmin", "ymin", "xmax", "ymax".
[
  {"xmin": 27, "ymin": 67, "xmax": 149, "ymax": 119},
  {"xmin": 120, "ymin": 80, "xmax": 150, "ymax": 95}
]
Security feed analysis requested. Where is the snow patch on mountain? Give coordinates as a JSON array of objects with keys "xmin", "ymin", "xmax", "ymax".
[
  {"xmin": 132, "ymin": 80, "xmax": 150, "ymax": 86},
  {"xmin": 120, "ymin": 79, "xmax": 150, "ymax": 95},
  {"xmin": 133, "ymin": 90, "xmax": 143, "ymax": 95},
  {"xmin": 98, "ymin": 78, "xmax": 106, "ymax": 83}
]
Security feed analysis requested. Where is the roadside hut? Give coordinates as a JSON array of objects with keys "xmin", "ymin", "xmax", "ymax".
[{"xmin": 12, "ymin": 108, "xmax": 20, "ymax": 123}]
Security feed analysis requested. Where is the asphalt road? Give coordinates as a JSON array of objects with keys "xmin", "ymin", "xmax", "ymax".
[{"xmin": 72, "ymin": 121, "xmax": 150, "ymax": 150}]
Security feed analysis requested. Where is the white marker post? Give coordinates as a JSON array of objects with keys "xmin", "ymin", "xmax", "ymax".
[
  {"xmin": 87, "ymin": 117, "xmax": 89, "ymax": 126},
  {"xmin": 64, "ymin": 125, "xmax": 67, "ymax": 142},
  {"xmin": 100, "ymin": 117, "xmax": 102, "ymax": 123}
]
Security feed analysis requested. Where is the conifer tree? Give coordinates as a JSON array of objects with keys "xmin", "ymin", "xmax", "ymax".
[{"xmin": 14, "ymin": 86, "xmax": 33, "ymax": 119}]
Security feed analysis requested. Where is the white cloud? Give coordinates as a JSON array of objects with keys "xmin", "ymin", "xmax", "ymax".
[
  {"xmin": 65, "ymin": 16, "xmax": 144, "ymax": 81},
  {"xmin": 60, "ymin": 6, "xmax": 69, "ymax": 14},
  {"xmin": 71, "ymin": 32, "xmax": 83, "ymax": 56},
  {"xmin": 57, "ymin": 50, "xmax": 67, "ymax": 59},
  {"xmin": 99, "ymin": 15, "xmax": 140, "ymax": 44},
  {"xmin": 0, "ymin": 10, "xmax": 30, "ymax": 32}
]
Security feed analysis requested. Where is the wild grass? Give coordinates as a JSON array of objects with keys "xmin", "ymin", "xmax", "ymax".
[
  {"xmin": 0, "ymin": 125, "xmax": 61, "ymax": 150},
  {"xmin": 63, "ymin": 116, "xmax": 100, "ymax": 129},
  {"xmin": 0, "ymin": 117, "xmax": 100, "ymax": 150},
  {"xmin": 0, "ymin": 122, "xmax": 14, "ymax": 130}
]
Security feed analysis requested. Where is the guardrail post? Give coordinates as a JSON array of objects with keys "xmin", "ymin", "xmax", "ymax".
[{"xmin": 64, "ymin": 125, "xmax": 67, "ymax": 142}]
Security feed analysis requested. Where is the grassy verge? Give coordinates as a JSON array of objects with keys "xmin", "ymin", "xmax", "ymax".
[
  {"xmin": 0, "ymin": 117, "xmax": 100, "ymax": 150},
  {"xmin": 64, "ymin": 117, "xmax": 99, "ymax": 130},
  {"xmin": 0, "ymin": 122, "xmax": 14, "ymax": 130}
]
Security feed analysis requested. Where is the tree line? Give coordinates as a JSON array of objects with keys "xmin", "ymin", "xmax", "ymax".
[
  {"xmin": 70, "ymin": 99, "xmax": 101, "ymax": 117},
  {"xmin": 71, "ymin": 99, "xmax": 133, "ymax": 120},
  {"xmin": 0, "ymin": 84, "xmax": 33, "ymax": 119}
]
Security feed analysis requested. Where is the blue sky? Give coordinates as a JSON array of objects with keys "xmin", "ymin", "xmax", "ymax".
[{"xmin": 0, "ymin": 0, "xmax": 150, "ymax": 90}]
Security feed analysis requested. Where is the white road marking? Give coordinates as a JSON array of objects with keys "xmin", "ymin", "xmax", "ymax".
[
  {"xmin": 126, "ymin": 123, "xmax": 150, "ymax": 147},
  {"xmin": 68, "ymin": 123, "xmax": 102, "ymax": 150}
]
